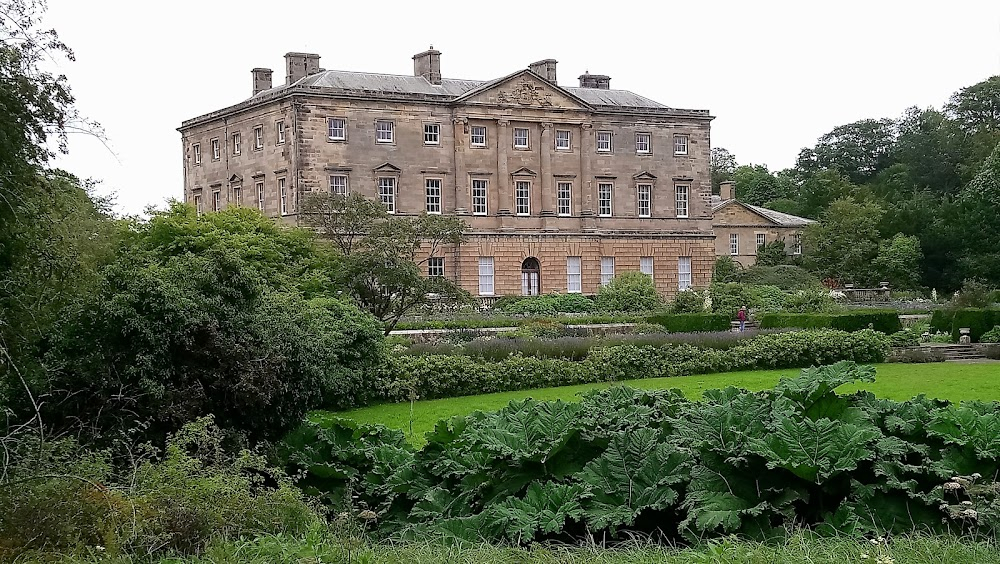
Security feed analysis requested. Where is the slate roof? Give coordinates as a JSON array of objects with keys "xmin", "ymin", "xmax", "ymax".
[
  {"xmin": 253, "ymin": 69, "xmax": 677, "ymax": 110},
  {"xmin": 712, "ymin": 199, "xmax": 816, "ymax": 227}
]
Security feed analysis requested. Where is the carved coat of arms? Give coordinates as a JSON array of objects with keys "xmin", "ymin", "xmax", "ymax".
[{"xmin": 496, "ymin": 79, "xmax": 553, "ymax": 106}]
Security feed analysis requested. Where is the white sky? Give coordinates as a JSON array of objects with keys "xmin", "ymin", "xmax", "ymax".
[{"xmin": 45, "ymin": 0, "xmax": 1000, "ymax": 215}]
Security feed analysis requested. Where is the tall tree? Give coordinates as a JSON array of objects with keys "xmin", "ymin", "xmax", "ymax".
[
  {"xmin": 710, "ymin": 147, "xmax": 737, "ymax": 193},
  {"xmin": 955, "ymin": 142, "xmax": 1000, "ymax": 284},
  {"xmin": 796, "ymin": 119, "xmax": 897, "ymax": 184},
  {"xmin": 731, "ymin": 164, "xmax": 793, "ymax": 206},
  {"xmin": 802, "ymin": 198, "xmax": 884, "ymax": 285}
]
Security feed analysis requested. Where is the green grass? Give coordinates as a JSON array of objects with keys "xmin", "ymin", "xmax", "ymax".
[
  {"xmin": 31, "ymin": 531, "xmax": 1000, "ymax": 563},
  {"xmin": 327, "ymin": 363, "xmax": 1000, "ymax": 444}
]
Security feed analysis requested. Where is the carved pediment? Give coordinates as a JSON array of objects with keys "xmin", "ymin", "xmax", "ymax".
[
  {"xmin": 633, "ymin": 171, "xmax": 657, "ymax": 180},
  {"xmin": 373, "ymin": 162, "xmax": 401, "ymax": 173},
  {"xmin": 510, "ymin": 166, "xmax": 537, "ymax": 177},
  {"xmin": 228, "ymin": 173, "xmax": 243, "ymax": 183},
  {"xmin": 456, "ymin": 70, "xmax": 591, "ymax": 110}
]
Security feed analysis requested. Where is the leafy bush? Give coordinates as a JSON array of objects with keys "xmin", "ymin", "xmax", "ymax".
[
  {"xmin": 888, "ymin": 329, "xmax": 921, "ymax": 347},
  {"xmin": 738, "ymin": 264, "xmax": 821, "ymax": 291},
  {"xmin": 713, "ymin": 256, "xmax": 742, "ymax": 282},
  {"xmin": 288, "ymin": 362, "xmax": 1000, "ymax": 545},
  {"xmin": 710, "ymin": 283, "xmax": 787, "ymax": 317},
  {"xmin": 981, "ymin": 326, "xmax": 1000, "ymax": 343},
  {"xmin": 759, "ymin": 311, "xmax": 902, "ymax": 334},
  {"xmin": 670, "ymin": 289, "xmax": 705, "ymax": 313},
  {"xmin": 393, "ymin": 313, "xmax": 647, "ymax": 331},
  {"xmin": 952, "ymin": 278, "xmax": 996, "ymax": 308},
  {"xmin": 499, "ymin": 293, "xmax": 596, "ymax": 315},
  {"xmin": 648, "ymin": 313, "xmax": 731, "ymax": 333},
  {"xmin": 376, "ymin": 330, "xmax": 890, "ymax": 402},
  {"xmin": 595, "ymin": 272, "xmax": 662, "ymax": 312},
  {"xmin": 930, "ymin": 309, "xmax": 957, "ymax": 334},
  {"xmin": 783, "ymin": 288, "xmax": 836, "ymax": 313},
  {"xmin": 755, "ymin": 240, "xmax": 789, "ymax": 266},
  {"xmin": 510, "ymin": 320, "xmax": 566, "ymax": 339}
]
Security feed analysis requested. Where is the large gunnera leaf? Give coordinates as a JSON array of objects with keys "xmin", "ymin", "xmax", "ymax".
[
  {"xmin": 579, "ymin": 427, "xmax": 691, "ymax": 531},
  {"xmin": 750, "ymin": 413, "xmax": 881, "ymax": 482},
  {"xmin": 488, "ymin": 481, "xmax": 588, "ymax": 542}
]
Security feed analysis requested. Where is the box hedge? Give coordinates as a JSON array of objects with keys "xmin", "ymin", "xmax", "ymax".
[
  {"xmin": 949, "ymin": 308, "xmax": 1000, "ymax": 342},
  {"xmin": 758, "ymin": 311, "xmax": 902, "ymax": 333},
  {"xmin": 647, "ymin": 313, "xmax": 731, "ymax": 333},
  {"xmin": 929, "ymin": 309, "xmax": 956, "ymax": 334}
]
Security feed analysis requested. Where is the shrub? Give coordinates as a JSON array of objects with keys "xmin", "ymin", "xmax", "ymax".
[
  {"xmin": 713, "ymin": 256, "xmax": 742, "ymax": 282},
  {"xmin": 711, "ymin": 283, "xmax": 787, "ymax": 317},
  {"xmin": 648, "ymin": 313, "xmax": 731, "ymax": 333},
  {"xmin": 595, "ymin": 272, "xmax": 663, "ymax": 312},
  {"xmin": 510, "ymin": 320, "xmax": 566, "ymax": 339},
  {"xmin": 783, "ymin": 288, "xmax": 836, "ymax": 313},
  {"xmin": 738, "ymin": 264, "xmax": 821, "ymax": 291},
  {"xmin": 950, "ymin": 309, "xmax": 1000, "ymax": 342},
  {"xmin": 670, "ymin": 288, "xmax": 705, "ymax": 313},
  {"xmin": 952, "ymin": 279, "xmax": 996, "ymax": 309},
  {"xmin": 981, "ymin": 326, "xmax": 1000, "ymax": 343},
  {"xmin": 759, "ymin": 311, "xmax": 902, "ymax": 334},
  {"xmin": 888, "ymin": 329, "xmax": 921, "ymax": 348},
  {"xmin": 500, "ymin": 293, "xmax": 596, "ymax": 315}
]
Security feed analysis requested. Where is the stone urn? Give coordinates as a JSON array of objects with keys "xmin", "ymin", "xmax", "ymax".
[{"xmin": 959, "ymin": 327, "xmax": 971, "ymax": 345}]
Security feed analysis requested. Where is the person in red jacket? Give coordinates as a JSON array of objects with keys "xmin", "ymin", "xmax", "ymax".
[{"xmin": 737, "ymin": 305, "xmax": 748, "ymax": 332}]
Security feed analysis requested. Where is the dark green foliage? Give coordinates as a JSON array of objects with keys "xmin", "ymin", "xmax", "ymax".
[
  {"xmin": 670, "ymin": 289, "xmax": 705, "ymax": 313},
  {"xmin": 284, "ymin": 362, "xmax": 1000, "ymax": 544},
  {"xmin": 949, "ymin": 309, "xmax": 1000, "ymax": 342},
  {"xmin": 980, "ymin": 326, "xmax": 1000, "ymax": 343},
  {"xmin": 498, "ymin": 293, "xmax": 596, "ymax": 315},
  {"xmin": 648, "ymin": 313, "xmax": 731, "ymax": 333},
  {"xmin": 738, "ymin": 265, "xmax": 822, "ymax": 291},
  {"xmin": 595, "ymin": 272, "xmax": 663, "ymax": 312},
  {"xmin": 709, "ymin": 283, "xmax": 787, "ymax": 317},
  {"xmin": 930, "ymin": 309, "xmax": 957, "ymax": 333},
  {"xmin": 393, "ymin": 313, "xmax": 646, "ymax": 331},
  {"xmin": 888, "ymin": 329, "xmax": 921, "ymax": 348},
  {"xmin": 375, "ymin": 330, "xmax": 890, "ymax": 403},
  {"xmin": 759, "ymin": 311, "xmax": 902, "ymax": 334},
  {"xmin": 755, "ymin": 240, "xmax": 789, "ymax": 267},
  {"xmin": 713, "ymin": 255, "xmax": 742, "ymax": 283},
  {"xmin": 952, "ymin": 279, "xmax": 997, "ymax": 308}
]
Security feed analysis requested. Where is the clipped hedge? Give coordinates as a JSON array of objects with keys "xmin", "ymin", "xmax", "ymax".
[
  {"xmin": 375, "ymin": 329, "xmax": 890, "ymax": 402},
  {"xmin": 930, "ymin": 309, "xmax": 956, "ymax": 334},
  {"xmin": 759, "ymin": 310, "xmax": 902, "ymax": 334},
  {"xmin": 647, "ymin": 313, "xmax": 730, "ymax": 333},
  {"xmin": 950, "ymin": 309, "xmax": 1000, "ymax": 342}
]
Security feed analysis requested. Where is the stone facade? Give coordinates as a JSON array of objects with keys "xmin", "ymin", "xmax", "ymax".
[
  {"xmin": 712, "ymin": 182, "xmax": 814, "ymax": 268},
  {"xmin": 179, "ymin": 50, "xmax": 716, "ymax": 299}
]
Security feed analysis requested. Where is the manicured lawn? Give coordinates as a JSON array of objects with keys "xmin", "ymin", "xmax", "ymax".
[{"xmin": 324, "ymin": 362, "xmax": 1000, "ymax": 444}]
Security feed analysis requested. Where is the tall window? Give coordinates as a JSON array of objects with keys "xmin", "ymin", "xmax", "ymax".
[
  {"xmin": 232, "ymin": 185, "xmax": 242, "ymax": 207},
  {"xmin": 598, "ymin": 183, "xmax": 613, "ymax": 216},
  {"xmin": 330, "ymin": 175, "xmax": 348, "ymax": 196},
  {"xmin": 600, "ymin": 256, "xmax": 615, "ymax": 286},
  {"xmin": 212, "ymin": 190, "xmax": 220, "ymax": 212},
  {"xmin": 193, "ymin": 143, "xmax": 201, "ymax": 165},
  {"xmin": 557, "ymin": 182, "xmax": 572, "ymax": 216},
  {"xmin": 376, "ymin": 120, "xmax": 394, "ymax": 143},
  {"xmin": 427, "ymin": 257, "xmax": 445, "ymax": 277},
  {"xmin": 730, "ymin": 233, "xmax": 739, "ymax": 256},
  {"xmin": 425, "ymin": 178, "xmax": 442, "ymax": 213},
  {"xmin": 674, "ymin": 134, "xmax": 689, "ymax": 155},
  {"xmin": 253, "ymin": 125, "xmax": 263, "ymax": 149},
  {"xmin": 232, "ymin": 132, "xmax": 241, "ymax": 155},
  {"xmin": 675, "ymin": 185, "xmax": 689, "ymax": 218},
  {"xmin": 640, "ymin": 256, "xmax": 654, "ymax": 278},
  {"xmin": 211, "ymin": 138, "xmax": 220, "ymax": 160},
  {"xmin": 636, "ymin": 132, "xmax": 651, "ymax": 154},
  {"xmin": 328, "ymin": 118, "xmax": 346, "ymax": 141},
  {"xmin": 378, "ymin": 177, "xmax": 396, "ymax": 213},
  {"xmin": 566, "ymin": 256, "xmax": 582, "ymax": 293},
  {"xmin": 424, "ymin": 123, "xmax": 440, "ymax": 145},
  {"xmin": 756, "ymin": 233, "xmax": 766, "ymax": 253},
  {"xmin": 478, "ymin": 257, "xmax": 495, "ymax": 295},
  {"xmin": 470, "ymin": 125, "xmax": 487, "ymax": 147},
  {"xmin": 515, "ymin": 180, "xmax": 530, "ymax": 215},
  {"xmin": 555, "ymin": 130, "xmax": 571, "ymax": 150},
  {"xmin": 513, "ymin": 127, "xmax": 529, "ymax": 149},
  {"xmin": 472, "ymin": 178, "xmax": 488, "ymax": 215},
  {"xmin": 255, "ymin": 181, "xmax": 265, "ymax": 211},
  {"xmin": 276, "ymin": 121, "xmax": 285, "ymax": 144},
  {"xmin": 597, "ymin": 131, "xmax": 612, "ymax": 152},
  {"xmin": 278, "ymin": 178, "xmax": 287, "ymax": 215},
  {"xmin": 521, "ymin": 257, "xmax": 540, "ymax": 296},
  {"xmin": 794, "ymin": 233, "xmax": 803, "ymax": 255},
  {"xmin": 678, "ymin": 257, "xmax": 692, "ymax": 290},
  {"xmin": 194, "ymin": 194, "xmax": 203, "ymax": 215},
  {"xmin": 637, "ymin": 184, "xmax": 651, "ymax": 217}
]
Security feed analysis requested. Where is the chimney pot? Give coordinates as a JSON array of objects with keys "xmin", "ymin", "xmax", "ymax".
[
  {"xmin": 528, "ymin": 59, "xmax": 558, "ymax": 83},
  {"xmin": 578, "ymin": 72, "xmax": 611, "ymax": 89},
  {"xmin": 284, "ymin": 52, "xmax": 321, "ymax": 85},
  {"xmin": 413, "ymin": 46, "xmax": 442, "ymax": 85},
  {"xmin": 252, "ymin": 67, "xmax": 273, "ymax": 96}
]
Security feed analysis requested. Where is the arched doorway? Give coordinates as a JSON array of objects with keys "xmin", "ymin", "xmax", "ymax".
[{"xmin": 521, "ymin": 257, "xmax": 541, "ymax": 296}]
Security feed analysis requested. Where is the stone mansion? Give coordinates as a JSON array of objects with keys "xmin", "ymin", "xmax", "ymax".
[{"xmin": 179, "ymin": 49, "xmax": 720, "ymax": 299}]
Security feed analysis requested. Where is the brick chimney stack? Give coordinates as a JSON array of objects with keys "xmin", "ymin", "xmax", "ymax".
[
  {"xmin": 578, "ymin": 72, "xmax": 611, "ymax": 89},
  {"xmin": 252, "ymin": 68, "xmax": 273, "ymax": 95},
  {"xmin": 285, "ymin": 52, "xmax": 321, "ymax": 85},
  {"xmin": 720, "ymin": 181, "xmax": 737, "ymax": 201},
  {"xmin": 528, "ymin": 59, "xmax": 558, "ymax": 83},
  {"xmin": 413, "ymin": 46, "xmax": 442, "ymax": 85}
]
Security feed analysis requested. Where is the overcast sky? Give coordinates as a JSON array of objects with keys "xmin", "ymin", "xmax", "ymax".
[{"xmin": 44, "ymin": 0, "xmax": 1000, "ymax": 215}]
